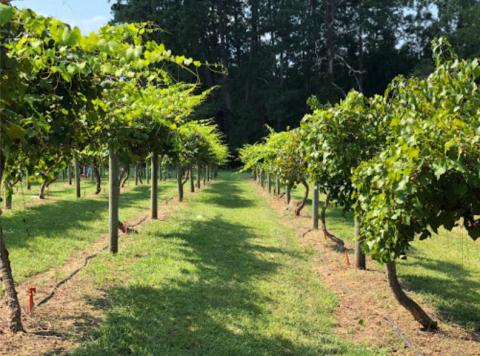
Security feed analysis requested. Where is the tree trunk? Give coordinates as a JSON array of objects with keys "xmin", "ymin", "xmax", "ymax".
[
  {"xmin": 355, "ymin": 217, "xmax": 366, "ymax": 269},
  {"xmin": 312, "ymin": 181, "xmax": 319, "ymax": 229},
  {"xmin": 295, "ymin": 180, "xmax": 309, "ymax": 216},
  {"xmin": 68, "ymin": 165, "xmax": 72, "ymax": 185},
  {"xmin": 151, "ymin": 153, "xmax": 158, "ymax": 219},
  {"xmin": 203, "ymin": 166, "xmax": 207, "ymax": 186},
  {"xmin": 286, "ymin": 183, "xmax": 292, "ymax": 204},
  {"xmin": 0, "ymin": 225, "xmax": 24, "ymax": 333},
  {"xmin": 197, "ymin": 163, "xmax": 201, "ymax": 189},
  {"xmin": 177, "ymin": 165, "xmax": 184, "ymax": 202},
  {"xmin": 4, "ymin": 186, "xmax": 12, "ymax": 209},
  {"xmin": 39, "ymin": 181, "xmax": 48, "ymax": 199},
  {"xmin": 120, "ymin": 164, "xmax": 130, "ymax": 188},
  {"xmin": 93, "ymin": 162, "xmax": 101, "ymax": 194},
  {"xmin": 386, "ymin": 261, "xmax": 438, "ymax": 330},
  {"xmin": 275, "ymin": 175, "xmax": 280, "ymax": 195},
  {"xmin": 136, "ymin": 163, "xmax": 144, "ymax": 185},
  {"xmin": 320, "ymin": 195, "xmax": 345, "ymax": 250},
  {"xmin": 135, "ymin": 163, "xmax": 138, "ymax": 186},
  {"xmin": 190, "ymin": 166, "xmax": 195, "ymax": 193},
  {"xmin": 260, "ymin": 170, "xmax": 264, "ymax": 189},
  {"xmin": 325, "ymin": 0, "xmax": 336, "ymax": 85},
  {"xmin": 25, "ymin": 169, "xmax": 31, "ymax": 190},
  {"xmin": 74, "ymin": 155, "xmax": 81, "ymax": 198},
  {"xmin": 267, "ymin": 173, "xmax": 272, "ymax": 194},
  {"xmin": 109, "ymin": 148, "xmax": 120, "ymax": 254}
]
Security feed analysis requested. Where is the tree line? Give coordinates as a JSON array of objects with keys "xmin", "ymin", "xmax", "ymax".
[
  {"xmin": 110, "ymin": 0, "xmax": 480, "ymax": 150},
  {"xmin": 0, "ymin": 3, "xmax": 228, "ymax": 333},
  {"xmin": 240, "ymin": 38, "xmax": 480, "ymax": 331}
]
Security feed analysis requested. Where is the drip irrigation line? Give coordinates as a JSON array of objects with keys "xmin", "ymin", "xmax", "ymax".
[
  {"xmin": 381, "ymin": 314, "xmax": 423, "ymax": 356},
  {"xmin": 304, "ymin": 227, "xmax": 418, "ymax": 353},
  {"xmin": 35, "ymin": 248, "xmax": 106, "ymax": 307},
  {"xmin": 34, "ymin": 213, "xmax": 151, "ymax": 308}
]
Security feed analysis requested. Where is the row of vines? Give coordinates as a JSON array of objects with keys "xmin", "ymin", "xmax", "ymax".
[
  {"xmin": 239, "ymin": 38, "xmax": 480, "ymax": 331},
  {"xmin": 0, "ymin": 3, "xmax": 228, "ymax": 333}
]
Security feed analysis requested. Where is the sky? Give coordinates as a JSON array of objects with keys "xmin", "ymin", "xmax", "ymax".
[{"xmin": 11, "ymin": 0, "xmax": 113, "ymax": 34}]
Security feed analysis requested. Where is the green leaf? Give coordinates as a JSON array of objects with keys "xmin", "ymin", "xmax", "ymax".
[
  {"xmin": 62, "ymin": 26, "xmax": 82, "ymax": 46},
  {"xmin": 4, "ymin": 123, "xmax": 25, "ymax": 140},
  {"xmin": 0, "ymin": 4, "xmax": 14, "ymax": 27}
]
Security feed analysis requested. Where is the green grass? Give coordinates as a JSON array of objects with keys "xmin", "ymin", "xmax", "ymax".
[
  {"xmin": 1, "ymin": 178, "xmax": 177, "ymax": 290},
  {"xmin": 75, "ymin": 173, "xmax": 381, "ymax": 355},
  {"xmin": 290, "ymin": 183, "xmax": 480, "ymax": 332}
]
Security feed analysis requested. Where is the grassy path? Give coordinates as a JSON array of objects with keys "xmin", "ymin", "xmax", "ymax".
[{"xmin": 75, "ymin": 173, "xmax": 379, "ymax": 355}]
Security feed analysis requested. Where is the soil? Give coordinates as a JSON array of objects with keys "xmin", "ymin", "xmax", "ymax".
[{"xmin": 257, "ymin": 183, "xmax": 480, "ymax": 356}]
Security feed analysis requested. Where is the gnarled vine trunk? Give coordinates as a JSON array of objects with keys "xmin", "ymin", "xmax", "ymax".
[
  {"xmin": 386, "ymin": 261, "xmax": 437, "ymax": 330},
  {"xmin": 196, "ymin": 163, "xmax": 201, "ymax": 189},
  {"xmin": 190, "ymin": 165, "xmax": 195, "ymax": 193},
  {"xmin": 93, "ymin": 162, "xmax": 101, "ymax": 194},
  {"xmin": 355, "ymin": 217, "xmax": 366, "ymax": 269},
  {"xmin": 120, "ymin": 164, "xmax": 129, "ymax": 188},
  {"xmin": 0, "ymin": 153, "xmax": 24, "ymax": 333},
  {"xmin": 286, "ymin": 183, "xmax": 292, "ymax": 204},
  {"xmin": 0, "ymin": 227, "xmax": 24, "ymax": 333},
  {"xmin": 135, "ymin": 162, "xmax": 144, "ymax": 185},
  {"xmin": 4, "ymin": 185, "xmax": 12, "ymax": 209},
  {"xmin": 312, "ymin": 181, "xmax": 319, "ymax": 229},
  {"xmin": 68, "ymin": 165, "xmax": 72, "ymax": 185},
  {"xmin": 39, "ymin": 181, "xmax": 48, "ymax": 199},
  {"xmin": 295, "ymin": 180, "xmax": 309, "ymax": 216},
  {"xmin": 74, "ymin": 154, "xmax": 81, "ymax": 198},
  {"xmin": 320, "ymin": 195, "xmax": 345, "ymax": 250}
]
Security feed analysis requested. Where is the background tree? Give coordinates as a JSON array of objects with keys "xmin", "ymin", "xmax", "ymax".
[{"xmin": 110, "ymin": 0, "xmax": 480, "ymax": 152}]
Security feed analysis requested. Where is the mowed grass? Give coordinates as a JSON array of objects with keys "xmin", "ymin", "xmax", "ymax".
[
  {"xmin": 1, "ymin": 177, "xmax": 177, "ymax": 292},
  {"xmin": 290, "ymin": 183, "xmax": 480, "ymax": 332},
  {"xmin": 75, "ymin": 173, "xmax": 381, "ymax": 355}
]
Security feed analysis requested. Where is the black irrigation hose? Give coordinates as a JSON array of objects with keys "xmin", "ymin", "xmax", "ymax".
[
  {"xmin": 35, "ymin": 214, "xmax": 150, "ymax": 308},
  {"xmin": 35, "ymin": 248, "xmax": 106, "ymax": 307},
  {"xmin": 305, "ymin": 228, "xmax": 420, "ymax": 354}
]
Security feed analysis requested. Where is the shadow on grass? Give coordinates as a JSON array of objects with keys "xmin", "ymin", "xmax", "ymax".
[
  {"xmin": 201, "ymin": 174, "xmax": 256, "ymax": 209},
  {"xmin": 74, "ymin": 187, "xmax": 347, "ymax": 355},
  {"xmin": 2, "ymin": 185, "xmax": 157, "ymax": 250},
  {"xmin": 400, "ymin": 256, "xmax": 480, "ymax": 332}
]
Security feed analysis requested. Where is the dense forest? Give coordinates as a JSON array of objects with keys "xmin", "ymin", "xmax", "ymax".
[{"xmin": 110, "ymin": 0, "xmax": 480, "ymax": 149}]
